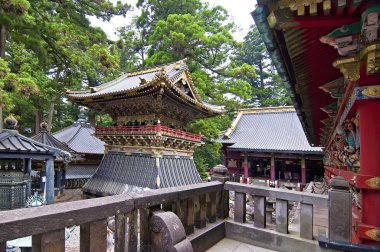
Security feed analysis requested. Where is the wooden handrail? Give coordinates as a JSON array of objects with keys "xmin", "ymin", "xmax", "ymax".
[
  {"xmin": 224, "ymin": 181, "xmax": 328, "ymax": 206},
  {"xmin": 225, "ymin": 181, "xmax": 328, "ymax": 241},
  {"xmin": 0, "ymin": 181, "xmax": 222, "ymax": 244}
]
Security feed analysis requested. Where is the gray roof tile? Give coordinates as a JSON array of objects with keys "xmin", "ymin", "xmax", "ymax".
[
  {"xmin": 83, "ymin": 152, "xmax": 202, "ymax": 196},
  {"xmin": 53, "ymin": 122, "xmax": 105, "ymax": 155},
  {"xmin": 65, "ymin": 164, "xmax": 98, "ymax": 179},
  {"xmin": 0, "ymin": 129, "xmax": 70, "ymax": 160},
  {"xmin": 219, "ymin": 108, "xmax": 323, "ymax": 154}
]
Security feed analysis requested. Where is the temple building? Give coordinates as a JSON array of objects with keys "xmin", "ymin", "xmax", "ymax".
[
  {"xmin": 52, "ymin": 111, "xmax": 105, "ymax": 189},
  {"xmin": 0, "ymin": 117, "xmax": 70, "ymax": 209},
  {"xmin": 219, "ymin": 107, "xmax": 323, "ymax": 185},
  {"xmin": 253, "ymin": 0, "xmax": 380, "ymax": 245},
  {"xmin": 66, "ymin": 59, "xmax": 223, "ymax": 197}
]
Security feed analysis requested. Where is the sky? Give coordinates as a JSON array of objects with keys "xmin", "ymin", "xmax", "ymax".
[{"xmin": 89, "ymin": 0, "xmax": 257, "ymax": 41}]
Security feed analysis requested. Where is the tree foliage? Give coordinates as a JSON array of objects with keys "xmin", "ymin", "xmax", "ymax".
[
  {"xmin": 1, "ymin": 0, "xmax": 292, "ymax": 178},
  {"xmin": 0, "ymin": 0, "xmax": 130, "ymax": 132},
  {"xmin": 237, "ymin": 25, "xmax": 292, "ymax": 106}
]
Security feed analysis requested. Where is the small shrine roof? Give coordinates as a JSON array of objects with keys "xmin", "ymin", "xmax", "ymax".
[
  {"xmin": 0, "ymin": 129, "xmax": 70, "ymax": 160},
  {"xmin": 218, "ymin": 107, "xmax": 323, "ymax": 154},
  {"xmin": 32, "ymin": 123, "xmax": 75, "ymax": 154},
  {"xmin": 66, "ymin": 60, "xmax": 224, "ymax": 116},
  {"xmin": 0, "ymin": 116, "xmax": 71, "ymax": 160},
  {"xmin": 53, "ymin": 121, "xmax": 105, "ymax": 155}
]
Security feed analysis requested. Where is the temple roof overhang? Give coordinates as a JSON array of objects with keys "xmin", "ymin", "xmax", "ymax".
[
  {"xmin": 66, "ymin": 60, "xmax": 224, "ymax": 119},
  {"xmin": 252, "ymin": 0, "xmax": 370, "ymax": 146},
  {"xmin": 0, "ymin": 129, "xmax": 71, "ymax": 161},
  {"xmin": 218, "ymin": 106, "xmax": 323, "ymax": 154}
]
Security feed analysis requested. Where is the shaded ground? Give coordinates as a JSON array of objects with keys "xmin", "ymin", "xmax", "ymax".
[
  {"xmin": 55, "ymin": 189, "xmax": 83, "ymax": 203},
  {"xmin": 207, "ymin": 238, "xmax": 277, "ymax": 252}
]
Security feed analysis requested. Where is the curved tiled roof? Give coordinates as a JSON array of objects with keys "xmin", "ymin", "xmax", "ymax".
[
  {"xmin": 32, "ymin": 129, "xmax": 74, "ymax": 154},
  {"xmin": 0, "ymin": 129, "xmax": 71, "ymax": 160},
  {"xmin": 53, "ymin": 122, "xmax": 105, "ymax": 155},
  {"xmin": 66, "ymin": 60, "xmax": 224, "ymax": 115},
  {"xmin": 219, "ymin": 107, "xmax": 323, "ymax": 154}
]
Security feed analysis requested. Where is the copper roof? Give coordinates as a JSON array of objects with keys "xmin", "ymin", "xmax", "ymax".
[{"xmin": 219, "ymin": 107, "xmax": 323, "ymax": 154}]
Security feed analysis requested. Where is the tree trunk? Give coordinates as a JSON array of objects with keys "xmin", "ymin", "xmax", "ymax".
[
  {"xmin": 88, "ymin": 111, "xmax": 96, "ymax": 126},
  {"xmin": 0, "ymin": 24, "xmax": 7, "ymax": 130},
  {"xmin": 0, "ymin": 25, "xmax": 6, "ymax": 58},
  {"xmin": 0, "ymin": 103, "xmax": 3, "ymax": 131},
  {"xmin": 259, "ymin": 60, "xmax": 264, "ymax": 89},
  {"xmin": 35, "ymin": 98, "xmax": 43, "ymax": 134},
  {"xmin": 47, "ymin": 96, "xmax": 56, "ymax": 132}
]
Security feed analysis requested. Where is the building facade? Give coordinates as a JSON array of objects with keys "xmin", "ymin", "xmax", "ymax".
[{"xmin": 219, "ymin": 107, "xmax": 323, "ymax": 185}]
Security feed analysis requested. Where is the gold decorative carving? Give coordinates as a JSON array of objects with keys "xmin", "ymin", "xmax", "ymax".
[
  {"xmin": 361, "ymin": 86, "xmax": 380, "ymax": 98},
  {"xmin": 365, "ymin": 229, "xmax": 380, "ymax": 241},
  {"xmin": 323, "ymin": 0, "xmax": 331, "ymax": 15},
  {"xmin": 366, "ymin": 50, "xmax": 380, "ymax": 75},
  {"xmin": 278, "ymin": 0, "xmax": 323, "ymax": 11},
  {"xmin": 359, "ymin": 43, "xmax": 380, "ymax": 76},
  {"xmin": 333, "ymin": 56, "xmax": 360, "ymax": 81},
  {"xmin": 267, "ymin": 9, "xmax": 296, "ymax": 29},
  {"xmin": 365, "ymin": 177, "xmax": 380, "ymax": 190}
]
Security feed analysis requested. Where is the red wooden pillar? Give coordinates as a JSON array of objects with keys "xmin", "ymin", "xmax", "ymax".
[
  {"xmin": 270, "ymin": 156, "xmax": 275, "ymax": 181},
  {"xmin": 156, "ymin": 119, "xmax": 161, "ymax": 133},
  {"xmin": 301, "ymin": 157, "xmax": 306, "ymax": 185},
  {"xmin": 356, "ymin": 61, "xmax": 380, "ymax": 245},
  {"xmin": 358, "ymin": 99, "xmax": 380, "ymax": 245}
]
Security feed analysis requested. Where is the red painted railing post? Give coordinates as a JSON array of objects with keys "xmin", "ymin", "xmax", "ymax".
[{"xmin": 156, "ymin": 120, "xmax": 161, "ymax": 134}]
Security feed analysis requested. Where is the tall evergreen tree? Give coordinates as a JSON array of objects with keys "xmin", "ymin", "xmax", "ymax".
[
  {"xmin": 238, "ymin": 25, "xmax": 291, "ymax": 106},
  {"xmin": 0, "ymin": 0, "xmax": 131, "ymax": 132}
]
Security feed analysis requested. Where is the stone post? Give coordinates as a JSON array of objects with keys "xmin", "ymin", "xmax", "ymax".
[
  {"xmin": 328, "ymin": 176, "xmax": 351, "ymax": 243},
  {"xmin": 45, "ymin": 158, "xmax": 55, "ymax": 204},
  {"xmin": 211, "ymin": 165, "xmax": 229, "ymax": 219}
]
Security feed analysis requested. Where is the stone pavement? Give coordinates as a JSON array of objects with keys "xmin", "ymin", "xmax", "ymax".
[{"xmin": 206, "ymin": 238, "xmax": 277, "ymax": 252}]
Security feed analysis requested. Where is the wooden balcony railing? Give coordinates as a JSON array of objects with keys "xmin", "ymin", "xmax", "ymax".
[
  {"xmin": 0, "ymin": 181, "xmax": 224, "ymax": 252},
  {"xmin": 0, "ymin": 173, "xmax": 362, "ymax": 252},
  {"xmin": 224, "ymin": 181, "xmax": 328, "ymax": 240},
  {"xmin": 95, "ymin": 125, "xmax": 202, "ymax": 142}
]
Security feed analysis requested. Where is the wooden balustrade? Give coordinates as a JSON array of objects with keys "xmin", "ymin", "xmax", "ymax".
[
  {"xmin": 224, "ymin": 181, "xmax": 328, "ymax": 241},
  {"xmin": 0, "ymin": 181, "xmax": 224, "ymax": 252},
  {"xmin": 95, "ymin": 125, "xmax": 202, "ymax": 142},
  {"xmin": 0, "ymin": 176, "xmax": 358, "ymax": 251}
]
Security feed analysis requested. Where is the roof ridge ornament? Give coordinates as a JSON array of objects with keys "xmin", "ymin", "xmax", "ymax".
[
  {"xmin": 40, "ymin": 122, "xmax": 48, "ymax": 132},
  {"xmin": 77, "ymin": 107, "xmax": 88, "ymax": 123},
  {"xmin": 4, "ymin": 115, "xmax": 18, "ymax": 130}
]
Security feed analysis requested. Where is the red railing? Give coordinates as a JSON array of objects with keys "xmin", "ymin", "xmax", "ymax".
[{"xmin": 95, "ymin": 124, "xmax": 202, "ymax": 142}]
